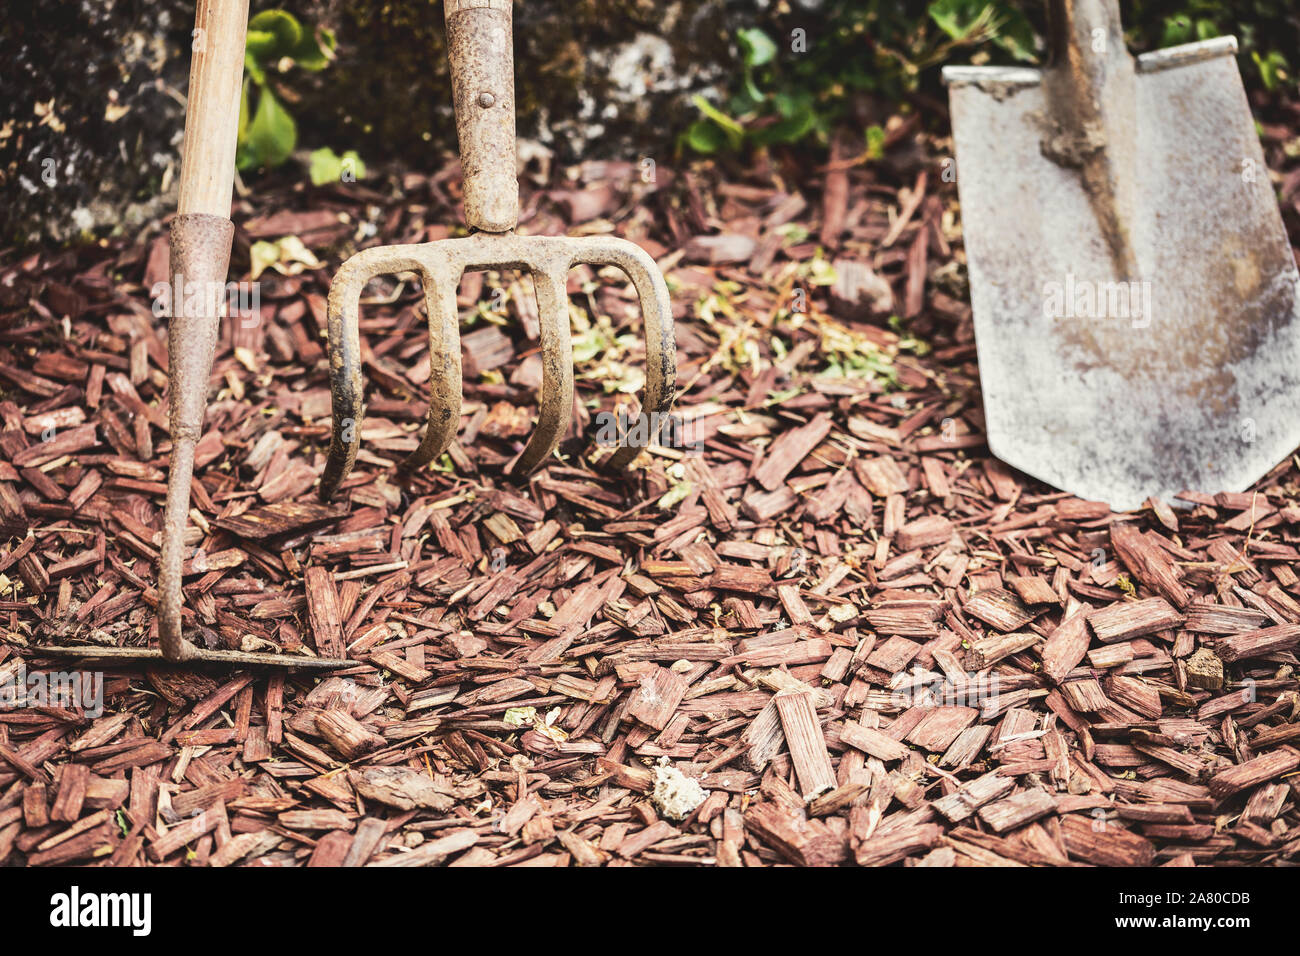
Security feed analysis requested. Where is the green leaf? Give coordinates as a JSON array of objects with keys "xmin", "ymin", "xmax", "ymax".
[
  {"xmin": 243, "ymin": 49, "xmax": 267, "ymax": 87},
  {"xmin": 737, "ymin": 28, "xmax": 777, "ymax": 69},
  {"xmin": 692, "ymin": 95, "xmax": 744, "ymax": 138},
  {"xmin": 684, "ymin": 120, "xmax": 725, "ymax": 154},
  {"xmin": 753, "ymin": 110, "xmax": 817, "ymax": 146},
  {"xmin": 504, "ymin": 706, "xmax": 537, "ymax": 728},
  {"xmin": 990, "ymin": 5, "xmax": 1037, "ymax": 62},
  {"xmin": 237, "ymin": 77, "xmax": 250, "ymax": 143},
  {"xmin": 246, "ymin": 9, "xmax": 303, "ymax": 61},
  {"xmin": 776, "ymin": 223, "xmax": 808, "ymax": 245},
  {"xmin": 571, "ymin": 325, "xmax": 609, "ymax": 364},
  {"xmin": 246, "ymin": 11, "xmax": 334, "ymax": 71},
  {"xmin": 1253, "ymin": 50, "xmax": 1288, "ymax": 92},
  {"xmin": 865, "ymin": 124, "xmax": 886, "ymax": 160},
  {"xmin": 249, "ymin": 236, "xmax": 323, "ymax": 280},
  {"xmin": 309, "ymin": 147, "xmax": 342, "ymax": 185},
  {"xmin": 235, "ymin": 78, "xmax": 256, "ymax": 171},
  {"xmin": 728, "ymin": 87, "xmax": 764, "ymax": 117},
  {"xmin": 772, "ymin": 89, "xmax": 811, "ymax": 120},
  {"xmin": 1160, "ymin": 14, "xmax": 1194, "ymax": 47},
  {"xmin": 291, "ymin": 25, "xmax": 337, "ymax": 71},
  {"xmin": 249, "ymin": 240, "xmax": 282, "ymax": 280},
  {"xmin": 245, "ymin": 87, "xmax": 297, "ymax": 169},
  {"xmin": 927, "ymin": 0, "xmax": 990, "ymax": 42},
  {"xmin": 691, "ymin": 95, "xmax": 744, "ymax": 150},
  {"xmin": 244, "ymin": 28, "xmax": 277, "ymax": 63},
  {"xmin": 657, "ymin": 480, "xmax": 693, "ymax": 510}
]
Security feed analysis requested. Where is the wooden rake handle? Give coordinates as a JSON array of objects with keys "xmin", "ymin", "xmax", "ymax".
[
  {"xmin": 445, "ymin": 0, "xmax": 519, "ymax": 233},
  {"xmin": 159, "ymin": 0, "xmax": 248, "ymax": 663},
  {"xmin": 178, "ymin": 0, "xmax": 248, "ymax": 218}
]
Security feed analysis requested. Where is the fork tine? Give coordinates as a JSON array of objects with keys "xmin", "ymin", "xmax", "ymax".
[
  {"xmin": 513, "ymin": 265, "xmax": 574, "ymax": 475},
  {"xmin": 319, "ymin": 251, "xmax": 382, "ymax": 502},
  {"xmin": 580, "ymin": 239, "xmax": 676, "ymax": 471},
  {"xmin": 399, "ymin": 269, "xmax": 464, "ymax": 478}
]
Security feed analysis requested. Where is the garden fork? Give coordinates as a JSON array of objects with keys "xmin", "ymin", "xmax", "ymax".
[{"xmin": 318, "ymin": 0, "xmax": 676, "ymax": 502}]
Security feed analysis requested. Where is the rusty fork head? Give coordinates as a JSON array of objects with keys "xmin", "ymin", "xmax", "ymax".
[{"xmin": 318, "ymin": 0, "xmax": 676, "ymax": 502}]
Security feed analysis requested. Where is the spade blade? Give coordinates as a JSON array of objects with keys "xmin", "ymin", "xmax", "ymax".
[{"xmin": 945, "ymin": 38, "xmax": 1300, "ymax": 511}]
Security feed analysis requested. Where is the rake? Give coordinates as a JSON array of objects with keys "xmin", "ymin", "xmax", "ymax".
[
  {"xmin": 317, "ymin": 0, "xmax": 676, "ymax": 502},
  {"xmin": 32, "ymin": 0, "xmax": 349, "ymax": 671}
]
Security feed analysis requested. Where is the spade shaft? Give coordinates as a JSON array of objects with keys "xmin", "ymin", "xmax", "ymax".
[{"xmin": 1041, "ymin": 0, "xmax": 1137, "ymax": 280}]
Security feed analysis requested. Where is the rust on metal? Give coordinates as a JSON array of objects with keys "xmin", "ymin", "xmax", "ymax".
[
  {"xmin": 34, "ymin": 213, "xmax": 352, "ymax": 671},
  {"xmin": 159, "ymin": 212, "xmax": 233, "ymax": 663},
  {"xmin": 32, "ymin": 3, "xmax": 354, "ymax": 671},
  {"xmin": 320, "ymin": 232, "xmax": 675, "ymax": 501},
  {"xmin": 320, "ymin": 0, "xmax": 676, "ymax": 499}
]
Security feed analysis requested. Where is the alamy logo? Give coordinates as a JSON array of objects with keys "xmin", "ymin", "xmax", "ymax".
[
  {"xmin": 49, "ymin": 886, "xmax": 151, "ymax": 936},
  {"xmin": 1042, "ymin": 273, "xmax": 1152, "ymax": 328},
  {"xmin": 151, "ymin": 274, "xmax": 261, "ymax": 326},
  {"xmin": 593, "ymin": 409, "xmax": 699, "ymax": 451},
  {"xmin": 0, "ymin": 662, "xmax": 102, "ymax": 718}
]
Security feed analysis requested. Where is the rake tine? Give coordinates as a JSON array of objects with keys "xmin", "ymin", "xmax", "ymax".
[
  {"xmin": 513, "ymin": 265, "xmax": 575, "ymax": 475},
  {"xmin": 580, "ymin": 238, "xmax": 677, "ymax": 471},
  {"xmin": 58, "ymin": 213, "xmax": 354, "ymax": 671},
  {"xmin": 319, "ymin": 255, "xmax": 369, "ymax": 501},
  {"xmin": 28, "ymin": 645, "xmax": 354, "ymax": 671},
  {"xmin": 398, "ymin": 267, "xmax": 464, "ymax": 478},
  {"xmin": 150, "ymin": 0, "xmax": 253, "ymax": 667}
]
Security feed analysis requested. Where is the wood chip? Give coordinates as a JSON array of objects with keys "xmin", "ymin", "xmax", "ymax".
[{"xmin": 774, "ymin": 690, "xmax": 836, "ymax": 800}]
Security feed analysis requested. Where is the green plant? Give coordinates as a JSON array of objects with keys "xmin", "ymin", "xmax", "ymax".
[
  {"xmin": 308, "ymin": 147, "xmax": 366, "ymax": 185},
  {"xmin": 1126, "ymin": 1, "xmax": 1298, "ymax": 92},
  {"xmin": 237, "ymin": 9, "xmax": 338, "ymax": 172},
  {"xmin": 685, "ymin": 0, "xmax": 1299, "ymax": 157},
  {"xmin": 684, "ymin": 1, "xmax": 1035, "ymax": 155}
]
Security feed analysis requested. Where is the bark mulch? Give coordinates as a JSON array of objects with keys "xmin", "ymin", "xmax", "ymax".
[{"xmin": 1, "ymin": 129, "xmax": 1299, "ymax": 867}]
